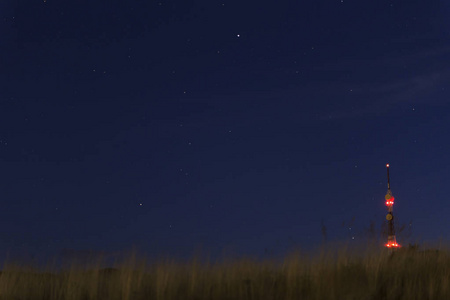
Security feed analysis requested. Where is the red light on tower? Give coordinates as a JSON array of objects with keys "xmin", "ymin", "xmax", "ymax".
[
  {"xmin": 385, "ymin": 241, "xmax": 400, "ymax": 248},
  {"xmin": 385, "ymin": 195, "xmax": 394, "ymax": 206},
  {"xmin": 384, "ymin": 163, "xmax": 400, "ymax": 249}
]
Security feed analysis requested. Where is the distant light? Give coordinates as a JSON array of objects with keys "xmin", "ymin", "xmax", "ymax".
[
  {"xmin": 385, "ymin": 195, "xmax": 394, "ymax": 206},
  {"xmin": 386, "ymin": 164, "xmax": 390, "ymax": 167}
]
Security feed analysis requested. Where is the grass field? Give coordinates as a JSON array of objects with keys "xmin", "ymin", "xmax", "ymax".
[{"xmin": 0, "ymin": 244, "xmax": 449, "ymax": 300}]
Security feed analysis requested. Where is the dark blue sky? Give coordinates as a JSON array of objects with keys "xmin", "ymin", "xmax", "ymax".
[{"xmin": 1, "ymin": 0, "xmax": 450, "ymax": 261}]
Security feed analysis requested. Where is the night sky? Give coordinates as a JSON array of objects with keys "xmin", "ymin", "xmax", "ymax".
[{"xmin": 2, "ymin": 0, "xmax": 450, "ymax": 261}]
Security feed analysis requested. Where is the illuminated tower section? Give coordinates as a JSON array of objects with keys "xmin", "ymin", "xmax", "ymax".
[{"xmin": 385, "ymin": 164, "xmax": 400, "ymax": 248}]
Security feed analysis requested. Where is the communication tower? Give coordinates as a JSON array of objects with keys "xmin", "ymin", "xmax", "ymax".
[{"xmin": 385, "ymin": 164, "xmax": 400, "ymax": 248}]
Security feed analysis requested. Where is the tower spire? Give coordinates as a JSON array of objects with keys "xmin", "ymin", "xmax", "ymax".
[{"xmin": 386, "ymin": 163, "xmax": 390, "ymax": 190}]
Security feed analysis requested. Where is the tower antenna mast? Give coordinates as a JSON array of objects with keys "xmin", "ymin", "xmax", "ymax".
[{"xmin": 387, "ymin": 164, "xmax": 390, "ymax": 190}]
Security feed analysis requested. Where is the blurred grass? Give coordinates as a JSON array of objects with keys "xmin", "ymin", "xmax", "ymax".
[{"xmin": 0, "ymin": 244, "xmax": 449, "ymax": 300}]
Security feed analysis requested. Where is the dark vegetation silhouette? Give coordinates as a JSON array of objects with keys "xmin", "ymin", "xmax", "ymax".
[{"xmin": 0, "ymin": 220, "xmax": 447, "ymax": 299}]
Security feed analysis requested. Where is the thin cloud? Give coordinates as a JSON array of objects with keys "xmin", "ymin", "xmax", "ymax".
[
  {"xmin": 314, "ymin": 45, "xmax": 450, "ymax": 121},
  {"xmin": 323, "ymin": 70, "xmax": 448, "ymax": 121}
]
